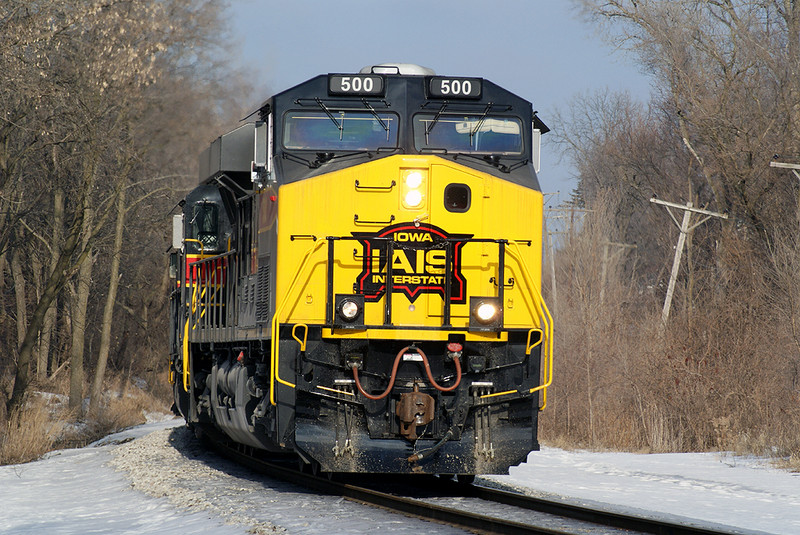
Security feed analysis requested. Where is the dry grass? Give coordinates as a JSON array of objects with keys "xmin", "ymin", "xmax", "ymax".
[
  {"xmin": 0, "ymin": 374, "xmax": 170, "ymax": 465},
  {"xmin": 540, "ymin": 196, "xmax": 800, "ymax": 465},
  {"xmin": 0, "ymin": 395, "xmax": 70, "ymax": 465},
  {"xmin": 78, "ymin": 377, "xmax": 171, "ymax": 445}
]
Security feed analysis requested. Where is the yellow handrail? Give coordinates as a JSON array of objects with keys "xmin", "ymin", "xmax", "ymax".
[
  {"xmin": 182, "ymin": 317, "xmax": 191, "ymax": 391},
  {"xmin": 184, "ymin": 238, "xmax": 205, "ymax": 255},
  {"xmin": 179, "ymin": 243, "xmax": 226, "ymax": 393},
  {"xmin": 509, "ymin": 241, "xmax": 554, "ymax": 405},
  {"xmin": 270, "ymin": 239, "xmax": 328, "ymax": 405},
  {"xmin": 526, "ymin": 328, "xmax": 544, "ymax": 354},
  {"xmin": 486, "ymin": 241, "xmax": 554, "ymax": 408},
  {"xmin": 183, "ymin": 257, "xmax": 210, "ymax": 391},
  {"xmin": 292, "ymin": 323, "xmax": 309, "ymax": 352},
  {"xmin": 182, "ymin": 270, "xmax": 203, "ymax": 392}
]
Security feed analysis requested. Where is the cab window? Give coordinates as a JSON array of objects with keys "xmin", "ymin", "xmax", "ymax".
[
  {"xmin": 414, "ymin": 114, "xmax": 523, "ymax": 154},
  {"xmin": 283, "ymin": 110, "xmax": 399, "ymax": 151},
  {"xmin": 191, "ymin": 202, "xmax": 219, "ymax": 253}
]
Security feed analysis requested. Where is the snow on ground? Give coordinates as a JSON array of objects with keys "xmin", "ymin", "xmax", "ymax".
[
  {"xmin": 0, "ymin": 417, "xmax": 463, "ymax": 535},
  {"xmin": 484, "ymin": 448, "xmax": 800, "ymax": 535},
  {"xmin": 0, "ymin": 416, "xmax": 246, "ymax": 535},
  {"xmin": 1, "ymin": 416, "xmax": 798, "ymax": 534}
]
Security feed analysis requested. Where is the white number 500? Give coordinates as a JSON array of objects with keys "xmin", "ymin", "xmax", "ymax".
[
  {"xmin": 340, "ymin": 76, "xmax": 374, "ymax": 92},
  {"xmin": 439, "ymin": 79, "xmax": 472, "ymax": 95}
]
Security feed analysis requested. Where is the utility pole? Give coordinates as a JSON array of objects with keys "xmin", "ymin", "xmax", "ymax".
[
  {"xmin": 650, "ymin": 196, "xmax": 728, "ymax": 327},
  {"xmin": 542, "ymin": 218, "xmax": 558, "ymax": 318},
  {"xmin": 542, "ymin": 193, "xmax": 559, "ymax": 318}
]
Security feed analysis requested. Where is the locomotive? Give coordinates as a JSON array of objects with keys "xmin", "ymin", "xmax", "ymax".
[{"xmin": 168, "ymin": 64, "xmax": 553, "ymax": 476}]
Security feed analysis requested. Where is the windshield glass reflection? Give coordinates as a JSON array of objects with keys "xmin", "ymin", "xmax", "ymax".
[
  {"xmin": 283, "ymin": 111, "xmax": 398, "ymax": 151},
  {"xmin": 414, "ymin": 114, "xmax": 523, "ymax": 154}
]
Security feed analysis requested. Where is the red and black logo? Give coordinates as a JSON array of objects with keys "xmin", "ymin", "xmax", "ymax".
[{"xmin": 353, "ymin": 222, "xmax": 472, "ymax": 303}]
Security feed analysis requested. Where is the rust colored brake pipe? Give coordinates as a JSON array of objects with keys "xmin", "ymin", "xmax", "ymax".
[
  {"xmin": 352, "ymin": 346, "xmax": 462, "ymax": 400},
  {"xmin": 419, "ymin": 347, "xmax": 462, "ymax": 392},
  {"xmin": 352, "ymin": 346, "xmax": 406, "ymax": 400}
]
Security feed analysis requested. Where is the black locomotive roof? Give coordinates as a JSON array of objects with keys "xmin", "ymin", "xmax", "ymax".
[
  {"xmin": 264, "ymin": 71, "xmax": 546, "ymax": 189},
  {"xmin": 258, "ymin": 72, "xmax": 540, "ymax": 126}
]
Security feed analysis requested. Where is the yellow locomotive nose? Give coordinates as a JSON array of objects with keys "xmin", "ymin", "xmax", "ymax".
[{"xmin": 275, "ymin": 153, "xmax": 547, "ymax": 344}]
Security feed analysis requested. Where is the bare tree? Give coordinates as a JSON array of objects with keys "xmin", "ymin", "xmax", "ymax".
[
  {"xmin": 580, "ymin": 0, "xmax": 800, "ymax": 238},
  {"xmin": 2, "ymin": 0, "xmax": 237, "ymax": 413},
  {"xmin": 546, "ymin": 0, "xmax": 800, "ymax": 454}
]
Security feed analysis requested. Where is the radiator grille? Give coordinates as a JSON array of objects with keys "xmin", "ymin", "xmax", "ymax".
[{"xmin": 256, "ymin": 260, "xmax": 270, "ymax": 323}]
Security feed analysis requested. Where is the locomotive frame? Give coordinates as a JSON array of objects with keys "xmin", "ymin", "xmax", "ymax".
[{"xmin": 169, "ymin": 64, "xmax": 553, "ymax": 475}]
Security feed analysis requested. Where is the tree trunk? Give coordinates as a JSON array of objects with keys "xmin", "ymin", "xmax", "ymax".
[
  {"xmin": 68, "ymin": 207, "xmax": 94, "ymax": 412},
  {"xmin": 10, "ymin": 237, "xmax": 27, "ymax": 352},
  {"xmin": 7, "ymin": 185, "xmax": 91, "ymax": 413},
  {"xmin": 30, "ymin": 246, "xmax": 43, "ymax": 377},
  {"xmin": 0, "ymin": 253, "xmax": 6, "ymax": 337},
  {"xmin": 39, "ymin": 188, "xmax": 64, "ymax": 378},
  {"xmin": 89, "ymin": 188, "xmax": 126, "ymax": 417}
]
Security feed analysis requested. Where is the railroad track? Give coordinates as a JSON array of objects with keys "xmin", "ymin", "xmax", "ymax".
[{"xmin": 202, "ymin": 431, "xmax": 746, "ymax": 535}]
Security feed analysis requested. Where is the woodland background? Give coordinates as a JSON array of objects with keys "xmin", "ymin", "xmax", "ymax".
[{"xmin": 2, "ymin": 0, "xmax": 800, "ymax": 466}]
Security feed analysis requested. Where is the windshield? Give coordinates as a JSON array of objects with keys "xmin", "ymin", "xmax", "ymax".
[
  {"xmin": 283, "ymin": 110, "xmax": 399, "ymax": 151},
  {"xmin": 414, "ymin": 114, "xmax": 523, "ymax": 154}
]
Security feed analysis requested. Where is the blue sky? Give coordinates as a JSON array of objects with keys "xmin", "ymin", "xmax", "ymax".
[{"xmin": 224, "ymin": 0, "xmax": 651, "ymax": 199}]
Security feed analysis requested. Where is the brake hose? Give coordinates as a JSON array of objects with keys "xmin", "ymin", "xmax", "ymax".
[{"xmin": 352, "ymin": 345, "xmax": 462, "ymax": 400}]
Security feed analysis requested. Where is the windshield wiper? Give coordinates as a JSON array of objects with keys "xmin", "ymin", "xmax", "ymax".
[
  {"xmin": 282, "ymin": 150, "xmax": 338, "ymax": 169},
  {"xmin": 282, "ymin": 151, "xmax": 318, "ymax": 168},
  {"xmin": 469, "ymin": 103, "xmax": 494, "ymax": 147},
  {"xmin": 361, "ymin": 98, "xmax": 390, "ymax": 141},
  {"xmin": 311, "ymin": 148, "xmax": 400, "ymax": 166},
  {"xmin": 313, "ymin": 152, "xmax": 335, "ymax": 167},
  {"xmin": 452, "ymin": 152, "xmax": 527, "ymax": 174},
  {"xmin": 314, "ymin": 98, "xmax": 343, "ymax": 140},
  {"xmin": 284, "ymin": 148, "xmax": 400, "ymax": 169},
  {"xmin": 424, "ymin": 102, "xmax": 448, "ymax": 144}
]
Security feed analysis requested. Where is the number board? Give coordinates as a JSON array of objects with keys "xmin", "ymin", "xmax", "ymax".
[
  {"xmin": 329, "ymin": 74, "xmax": 385, "ymax": 96},
  {"xmin": 428, "ymin": 77, "xmax": 482, "ymax": 98}
]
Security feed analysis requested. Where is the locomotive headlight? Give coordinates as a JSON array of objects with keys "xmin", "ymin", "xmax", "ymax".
[
  {"xmin": 340, "ymin": 299, "xmax": 360, "ymax": 320},
  {"xmin": 404, "ymin": 189, "xmax": 423, "ymax": 207},
  {"xmin": 470, "ymin": 296, "xmax": 502, "ymax": 329},
  {"xmin": 475, "ymin": 302, "xmax": 498, "ymax": 323},
  {"xmin": 401, "ymin": 169, "xmax": 427, "ymax": 209},
  {"xmin": 405, "ymin": 171, "xmax": 423, "ymax": 189},
  {"xmin": 335, "ymin": 294, "xmax": 364, "ymax": 327}
]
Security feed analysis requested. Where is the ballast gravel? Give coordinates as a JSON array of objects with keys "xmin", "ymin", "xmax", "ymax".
[
  {"xmin": 109, "ymin": 426, "xmax": 284, "ymax": 534},
  {"xmin": 108, "ymin": 422, "xmax": 465, "ymax": 534}
]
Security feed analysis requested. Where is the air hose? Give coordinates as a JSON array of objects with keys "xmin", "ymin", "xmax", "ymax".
[{"xmin": 407, "ymin": 429, "xmax": 454, "ymax": 463}]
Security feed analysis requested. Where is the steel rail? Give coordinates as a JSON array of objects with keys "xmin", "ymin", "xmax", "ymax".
[
  {"xmin": 206, "ymin": 435, "xmax": 559, "ymax": 534},
  {"xmin": 427, "ymin": 477, "xmax": 743, "ymax": 535},
  {"xmin": 200, "ymin": 430, "xmax": 743, "ymax": 535}
]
